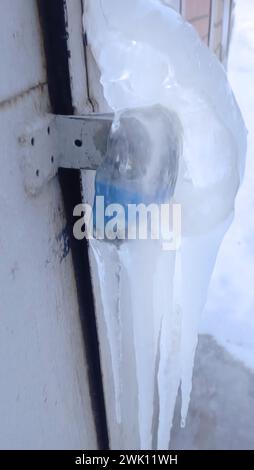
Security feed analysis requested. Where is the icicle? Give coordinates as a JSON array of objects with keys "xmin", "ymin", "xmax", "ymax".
[
  {"xmin": 118, "ymin": 241, "xmax": 163, "ymax": 449},
  {"xmin": 89, "ymin": 240, "xmax": 123, "ymax": 424},
  {"xmin": 179, "ymin": 215, "xmax": 234, "ymax": 427},
  {"xmin": 157, "ymin": 249, "xmax": 181, "ymax": 449}
]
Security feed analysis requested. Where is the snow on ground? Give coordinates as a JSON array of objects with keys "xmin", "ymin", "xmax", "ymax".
[{"xmin": 200, "ymin": 0, "xmax": 254, "ymax": 371}]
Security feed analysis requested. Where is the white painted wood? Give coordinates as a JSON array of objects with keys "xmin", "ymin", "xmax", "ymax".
[
  {"xmin": 181, "ymin": 0, "xmax": 186, "ymax": 18},
  {"xmin": 0, "ymin": 0, "xmax": 46, "ymax": 104},
  {"xmin": 221, "ymin": 0, "xmax": 232, "ymax": 66},
  {"xmin": 65, "ymin": 0, "xmax": 93, "ymax": 114},
  {"xmin": 82, "ymin": 0, "xmax": 112, "ymax": 113},
  {"xmin": 82, "ymin": 0, "xmax": 121, "ymax": 449},
  {"xmin": 82, "ymin": 0, "xmax": 141, "ymax": 450},
  {"xmin": 0, "ymin": 0, "xmax": 97, "ymax": 450},
  {"xmin": 208, "ymin": 0, "xmax": 217, "ymax": 51}
]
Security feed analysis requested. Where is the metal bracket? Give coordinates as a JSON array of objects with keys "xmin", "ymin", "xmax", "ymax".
[{"xmin": 19, "ymin": 114, "xmax": 113, "ymax": 196}]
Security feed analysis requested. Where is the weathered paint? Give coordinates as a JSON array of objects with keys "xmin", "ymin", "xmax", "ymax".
[{"xmin": 0, "ymin": 0, "xmax": 97, "ymax": 450}]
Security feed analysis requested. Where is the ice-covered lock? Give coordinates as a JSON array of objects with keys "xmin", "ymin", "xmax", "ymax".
[
  {"xmin": 85, "ymin": 0, "xmax": 247, "ymax": 450},
  {"xmin": 93, "ymin": 104, "xmax": 182, "ymax": 240}
]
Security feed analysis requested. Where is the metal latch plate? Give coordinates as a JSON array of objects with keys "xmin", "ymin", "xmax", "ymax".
[{"xmin": 19, "ymin": 114, "xmax": 113, "ymax": 196}]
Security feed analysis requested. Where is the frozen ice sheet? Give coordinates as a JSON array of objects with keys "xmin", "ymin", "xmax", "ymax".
[{"xmin": 84, "ymin": 0, "xmax": 247, "ymax": 449}]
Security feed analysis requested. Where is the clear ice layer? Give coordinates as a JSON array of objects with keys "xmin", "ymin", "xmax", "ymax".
[{"xmin": 84, "ymin": 0, "xmax": 247, "ymax": 449}]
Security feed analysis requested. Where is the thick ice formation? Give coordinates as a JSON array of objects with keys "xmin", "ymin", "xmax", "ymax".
[
  {"xmin": 94, "ymin": 105, "xmax": 182, "ymax": 240},
  {"xmin": 84, "ymin": 0, "xmax": 247, "ymax": 449}
]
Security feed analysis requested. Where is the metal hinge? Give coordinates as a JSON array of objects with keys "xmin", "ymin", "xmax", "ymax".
[{"xmin": 19, "ymin": 114, "xmax": 113, "ymax": 196}]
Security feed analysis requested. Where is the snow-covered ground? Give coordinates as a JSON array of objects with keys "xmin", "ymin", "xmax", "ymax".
[{"xmin": 201, "ymin": 0, "xmax": 254, "ymax": 371}]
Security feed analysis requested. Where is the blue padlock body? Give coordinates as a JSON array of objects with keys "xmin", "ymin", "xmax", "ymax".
[{"xmin": 93, "ymin": 178, "xmax": 169, "ymax": 236}]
